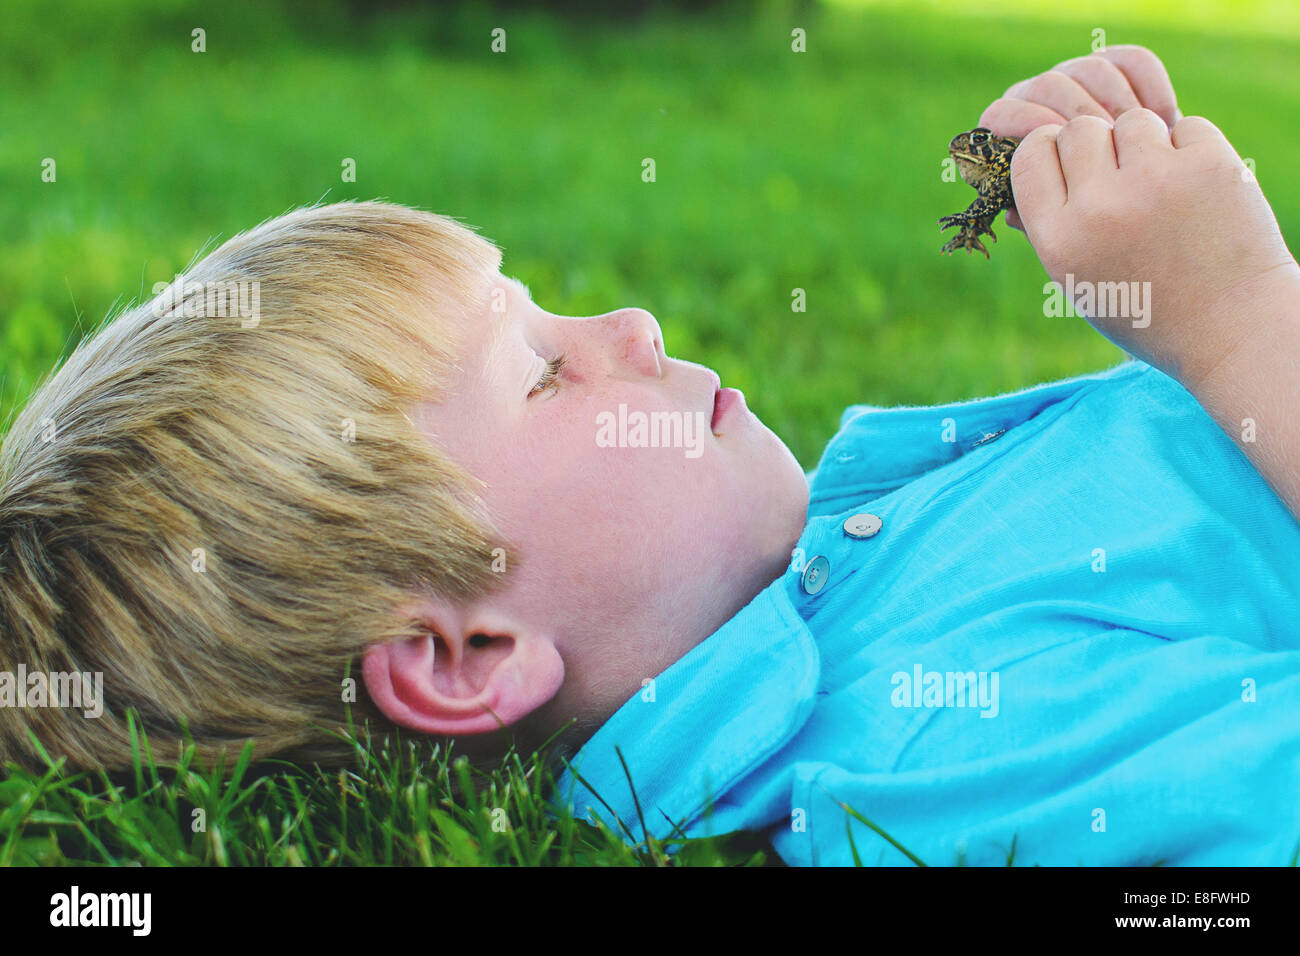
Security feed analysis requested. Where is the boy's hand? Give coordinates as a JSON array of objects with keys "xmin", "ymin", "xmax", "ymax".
[
  {"xmin": 980, "ymin": 45, "xmax": 1181, "ymax": 230},
  {"xmin": 979, "ymin": 48, "xmax": 1300, "ymax": 529},
  {"xmin": 1011, "ymin": 109, "xmax": 1298, "ymax": 389}
]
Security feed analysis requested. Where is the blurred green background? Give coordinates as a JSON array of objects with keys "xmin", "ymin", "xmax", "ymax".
[{"xmin": 3, "ymin": 0, "xmax": 1298, "ymax": 467}]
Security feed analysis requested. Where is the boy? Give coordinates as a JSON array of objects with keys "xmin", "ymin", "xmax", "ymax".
[{"xmin": 2, "ymin": 46, "xmax": 1297, "ymax": 866}]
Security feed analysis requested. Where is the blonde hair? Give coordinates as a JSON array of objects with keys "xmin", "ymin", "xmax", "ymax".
[{"xmin": 0, "ymin": 200, "xmax": 520, "ymax": 772}]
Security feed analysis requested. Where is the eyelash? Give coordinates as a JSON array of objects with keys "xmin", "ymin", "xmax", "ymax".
[{"xmin": 529, "ymin": 352, "xmax": 567, "ymax": 397}]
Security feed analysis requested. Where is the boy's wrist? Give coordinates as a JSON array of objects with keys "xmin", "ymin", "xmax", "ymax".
[
  {"xmin": 1177, "ymin": 259, "xmax": 1300, "ymax": 397},
  {"xmin": 1177, "ymin": 259, "xmax": 1300, "ymax": 524}
]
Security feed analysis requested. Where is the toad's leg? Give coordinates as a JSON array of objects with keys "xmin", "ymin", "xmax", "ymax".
[{"xmin": 939, "ymin": 194, "xmax": 1010, "ymax": 257}]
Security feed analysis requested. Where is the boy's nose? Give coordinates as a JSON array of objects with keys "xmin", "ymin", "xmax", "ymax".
[{"xmin": 603, "ymin": 307, "xmax": 663, "ymax": 379}]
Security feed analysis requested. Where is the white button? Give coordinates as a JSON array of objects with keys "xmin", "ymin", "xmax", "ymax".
[
  {"xmin": 843, "ymin": 513, "xmax": 882, "ymax": 538},
  {"xmin": 801, "ymin": 555, "xmax": 830, "ymax": 595}
]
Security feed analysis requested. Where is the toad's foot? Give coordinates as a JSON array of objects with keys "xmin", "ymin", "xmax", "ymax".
[{"xmin": 938, "ymin": 213, "xmax": 997, "ymax": 258}]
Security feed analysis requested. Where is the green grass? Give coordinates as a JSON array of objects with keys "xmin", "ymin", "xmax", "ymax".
[
  {"xmin": 0, "ymin": 710, "xmax": 777, "ymax": 866},
  {"xmin": 3, "ymin": 0, "xmax": 1299, "ymax": 865}
]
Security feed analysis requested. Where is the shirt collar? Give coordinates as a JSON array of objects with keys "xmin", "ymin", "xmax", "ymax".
[
  {"xmin": 810, "ymin": 358, "xmax": 1146, "ymax": 500},
  {"xmin": 549, "ymin": 564, "xmax": 821, "ymax": 846}
]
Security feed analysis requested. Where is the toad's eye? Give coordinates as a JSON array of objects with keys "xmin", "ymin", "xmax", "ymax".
[
  {"xmin": 971, "ymin": 130, "xmax": 988, "ymax": 145},
  {"xmin": 529, "ymin": 353, "xmax": 566, "ymax": 397}
]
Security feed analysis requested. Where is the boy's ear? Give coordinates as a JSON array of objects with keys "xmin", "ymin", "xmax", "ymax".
[{"xmin": 361, "ymin": 596, "xmax": 565, "ymax": 736}]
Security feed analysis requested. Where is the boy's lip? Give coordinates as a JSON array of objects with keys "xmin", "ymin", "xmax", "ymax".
[
  {"xmin": 712, "ymin": 387, "xmax": 744, "ymax": 430},
  {"xmin": 708, "ymin": 372, "xmax": 722, "ymax": 426}
]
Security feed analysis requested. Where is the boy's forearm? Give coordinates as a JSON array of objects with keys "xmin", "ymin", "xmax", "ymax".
[{"xmin": 1179, "ymin": 265, "xmax": 1300, "ymax": 525}]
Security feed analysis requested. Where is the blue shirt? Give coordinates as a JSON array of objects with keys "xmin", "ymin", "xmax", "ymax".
[{"xmin": 549, "ymin": 359, "xmax": 1300, "ymax": 865}]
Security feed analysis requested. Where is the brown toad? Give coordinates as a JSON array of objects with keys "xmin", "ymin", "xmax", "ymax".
[{"xmin": 939, "ymin": 127, "xmax": 1021, "ymax": 258}]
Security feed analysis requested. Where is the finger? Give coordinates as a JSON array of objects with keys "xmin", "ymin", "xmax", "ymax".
[
  {"xmin": 979, "ymin": 97, "xmax": 1069, "ymax": 139},
  {"xmin": 1094, "ymin": 45, "xmax": 1180, "ymax": 129},
  {"xmin": 1050, "ymin": 55, "xmax": 1141, "ymax": 119},
  {"xmin": 1112, "ymin": 107, "xmax": 1174, "ymax": 166},
  {"xmin": 1009, "ymin": 124, "xmax": 1067, "ymax": 226},
  {"xmin": 1170, "ymin": 114, "xmax": 1228, "ymax": 149},
  {"xmin": 1055, "ymin": 115, "xmax": 1118, "ymax": 199},
  {"xmin": 1005, "ymin": 208, "xmax": 1024, "ymax": 231},
  {"xmin": 1003, "ymin": 70, "xmax": 1113, "ymax": 122}
]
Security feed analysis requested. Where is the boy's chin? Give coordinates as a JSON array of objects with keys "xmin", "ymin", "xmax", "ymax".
[{"xmin": 763, "ymin": 429, "xmax": 811, "ymax": 504}]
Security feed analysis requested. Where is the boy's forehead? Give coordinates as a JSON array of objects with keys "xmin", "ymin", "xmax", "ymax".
[
  {"xmin": 503, "ymin": 275, "xmax": 531, "ymax": 301},
  {"xmin": 457, "ymin": 272, "xmax": 532, "ymax": 389},
  {"xmin": 471, "ymin": 271, "xmax": 530, "ymax": 318}
]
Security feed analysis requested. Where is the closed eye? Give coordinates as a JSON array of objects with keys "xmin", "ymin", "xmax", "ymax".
[{"xmin": 529, "ymin": 353, "xmax": 567, "ymax": 397}]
